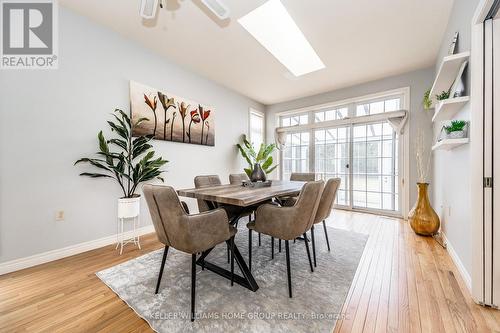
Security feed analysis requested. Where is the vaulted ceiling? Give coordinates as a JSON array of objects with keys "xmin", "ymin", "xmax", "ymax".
[{"xmin": 60, "ymin": 0, "xmax": 454, "ymax": 104}]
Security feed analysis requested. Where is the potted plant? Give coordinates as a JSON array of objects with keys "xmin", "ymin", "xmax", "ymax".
[
  {"xmin": 443, "ymin": 120, "xmax": 468, "ymax": 139},
  {"xmin": 435, "ymin": 90, "xmax": 450, "ymax": 101},
  {"xmin": 236, "ymin": 135, "xmax": 278, "ymax": 182},
  {"xmin": 75, "ymin": 109, "xmax": 168, "ymax": 219},
  {"xmin": 423, "ymin": 88, "xmax": 433, "ymax": 110}
]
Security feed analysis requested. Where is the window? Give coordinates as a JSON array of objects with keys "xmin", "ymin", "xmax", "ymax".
[
  {"xmin": 281, "ymin": 113, "xmax": 308, "ymax": 127},
  {"xmin": 278, "ymin": 91, "xmax": 405, "ymax": 215},
  {"xmin": 249, "ymin": 109, "xmax": 264, "ymax": 148},
  {"xmin": 282, "ymin": 132, "xmax": 310, "ymax": 180},
  {"xmin": 314, "ymin": 107, "xmax": 348, "ymax": 122},
  {"xmin": 355, "ymin": 97, "xmax": 401, "ymax": 117}
]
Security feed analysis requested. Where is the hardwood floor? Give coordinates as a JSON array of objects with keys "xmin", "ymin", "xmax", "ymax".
[{"xmin": 1, "ymin": 210, "xmax": 499, "ymax": 332}]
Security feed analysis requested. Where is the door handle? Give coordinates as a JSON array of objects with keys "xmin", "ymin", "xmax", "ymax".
[{"xmin": 345, "ymin": 164, "xmax": 350, "ymax": 169}]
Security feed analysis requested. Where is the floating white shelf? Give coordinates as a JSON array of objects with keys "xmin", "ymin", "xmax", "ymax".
[
  {"xmin": 432, "ymin": 138, "xmax": 469, "ymax": 151},
  {"xmin": 430, "ymin": 51, "xmax": 470, "ymax": 102},
  {"xmin": 432, "ymin": 96, "xmax": 470, "ymax": 122}
]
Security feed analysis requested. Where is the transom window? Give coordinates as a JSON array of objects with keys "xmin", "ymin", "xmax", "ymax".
[
  {"xmin": 281, "ymin": 113, "xmax": 308, "ymax": 127},
  {"xmin": 314, "ymin": 107, "xmax": 348, "ymax": 122}
]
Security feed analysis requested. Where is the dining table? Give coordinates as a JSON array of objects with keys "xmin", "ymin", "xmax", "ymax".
[{"xmin": 177, "ymin": 180, "xmax": 306, "ymax": 292}]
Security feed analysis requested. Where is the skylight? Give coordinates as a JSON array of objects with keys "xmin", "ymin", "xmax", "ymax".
[{"xmin": 238, "ymin": 0, "xmax": 325, "ymax": 77}]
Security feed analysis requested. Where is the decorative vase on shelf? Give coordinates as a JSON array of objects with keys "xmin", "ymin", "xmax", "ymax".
[
  {"xmin": 250, "ymin": 163, "xmax": 266, "ymax": 182},
  {"xmin": 408, "ymin": 183, "xmax": 440, "ymax": 236}
]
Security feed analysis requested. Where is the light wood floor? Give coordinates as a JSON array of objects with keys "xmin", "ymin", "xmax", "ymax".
[{"xmin": 1, "ymin": 210, "xmax": 499, "ymax": 332}]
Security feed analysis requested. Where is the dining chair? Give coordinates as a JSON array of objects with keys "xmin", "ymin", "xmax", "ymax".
[
  {"xmin": 229, "ymin": 173, "xmax": 265, "ymax": 247},
  {"xmin": 290, "ymin": 172, "xmax": 316, "ymax": 182},
  {"xmin": 247, "ymin": 180, "xmax": 324, "ymax": 297},
  {"xmin": 310, "ymin": 178, "xmax": 340, "ymax": 267},
  {"xmin": 143, "ymin": 184, "xmax": 237, "ymax": 322},
  {"xmin": 194, "ymin": 175, "xmax": 244, "ymax": 263},
  {"xmin": 229, "ymin": 173, "xmax": 249, "ymax": 185}
]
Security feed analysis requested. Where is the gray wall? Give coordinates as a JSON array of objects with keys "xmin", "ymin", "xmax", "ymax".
[
  {"xmin": 265, "ymin": 67, "xmax": 435, "ymax": 208},
  {"xmin": 432, "ymin": 0, "xmax": 479, "ymax": 277},
  {"xmin": 0, "ymin": 7, "xmax": 263, "ymax": 263}
]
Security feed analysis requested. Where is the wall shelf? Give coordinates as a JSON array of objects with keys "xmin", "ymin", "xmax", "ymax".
[
  {"xmin": 432, "ymin": 96, "xmax": 470, "ymax": 122},
  {"xmin": 430, "ymin": 51, "xmax": 470, "ymax": 102},
  {"xmin": 432, "ymin": 138, "xmax": 469, "ymax": 151}
]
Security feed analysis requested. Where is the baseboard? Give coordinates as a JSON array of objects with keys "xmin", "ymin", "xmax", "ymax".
[
  {"xmin": 0, "ymin": 225, "xmax": 155, "ymax": 276},
  {"xmin": 442, "ymin": 232, "xmax": 472, "ymax": 292}
]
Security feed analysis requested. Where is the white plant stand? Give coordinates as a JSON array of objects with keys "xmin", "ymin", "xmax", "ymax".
[{"xmin": 116, "ymin": 196, "xmax": 141, "ymax": 255}]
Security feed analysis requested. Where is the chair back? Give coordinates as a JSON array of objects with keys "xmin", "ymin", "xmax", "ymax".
[
  {"xmin": 290, "ymin": 172, "xmax": 316, "ymax": 182},
  {"xmin": 194, "ymin": 175, "xmax": 222, "ymax": 212},
  {"xmin": 293, "ymin": 180, "xmax": 324, "ymax": 233},
  {"xmin": 314, "ymin": 178, "xmax": 340, "ymax": 223},
  {"xmin": 229, "ymin": 173, "xmax": 249, "ymax": 185},
  {"xmin": 143, "ymin": 185, "xmax": 188, "ymax": 248}
]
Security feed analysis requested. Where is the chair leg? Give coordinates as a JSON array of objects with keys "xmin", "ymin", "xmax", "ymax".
[
  {"xmin": 271, "ymin": 237, "xmax": 274, "ymax": 259},
  {"xmin": 279, "ymin": 239, "xmax": 282, "ymax": 253},
  {"xmin": 248, "ymin": 229, "xmax": 252, "ymax": 271},
  {"xmin": 323, "ymin": 220, "xmax": 331, "ymax": 252},
  {"xmin": 230, "ymin": 236, "xmax": 235, "ymax": 286},
  {"xmin": 304, "ymin": 233, "xmax": 314, "ymax": 273},
  {"xmin": 285, "ymin": 240, "xmax": 292, "ymax": 298},
  {"xmin": 258, "ymin": 233, "xmax": 261, "ymax": 246},
  {"xmin": 311, "ymin": 226, "xmax": 317, "ymax": 267},
  {"xmin": 191, "ymin": 254, "xmax": 196, "ymax": 322},
  {"xmin": 227, "ymin": 243, "xmax": 230, "ymax": 264},
  {"xmin": 155, "ymin": 246, "xmax": 169, "ymax": 294}
]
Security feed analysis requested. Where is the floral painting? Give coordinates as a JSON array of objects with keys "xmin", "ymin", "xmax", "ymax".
[{"xmin": 129, "ymin": 81, "xmax": 215, "ymax": 146}]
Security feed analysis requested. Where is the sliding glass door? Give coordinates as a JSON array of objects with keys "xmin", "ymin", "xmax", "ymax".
[
  {"xmin": 314, "ymin": 126, "xmax": 350, "ymax": 206},
  {"xmin": 351, "ymin": 122, "xmax": 399, "ymax": 212}
]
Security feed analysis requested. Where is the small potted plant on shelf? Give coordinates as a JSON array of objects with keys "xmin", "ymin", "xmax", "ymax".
[
  {"xmin": 436, "ymin": 90, "xmax": 451, "ymax": 101},
  {"xmin": 75, "ymin": 109, "xmax": 168, "ymax": 220},
  {"xmin": 443, "ymin": 120, "xmax": 468, "ymax": 139},
  {"xmin": 236, "ymin": 135, "xmax": 278, "ymax": 183}
]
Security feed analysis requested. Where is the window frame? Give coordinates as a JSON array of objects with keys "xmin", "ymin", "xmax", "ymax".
[
  {"xmin": 275, "ymin": 87, "xmax": 410, "ymax": 218},
  {"xmin": 248, "ymin": 108, "xmax": 265, "ymax": 148}
]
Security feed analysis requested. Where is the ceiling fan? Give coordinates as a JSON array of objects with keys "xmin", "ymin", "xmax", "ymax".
[{"xmin": 139, "ymin": 0, "xmax": 230, "ymax": 20}]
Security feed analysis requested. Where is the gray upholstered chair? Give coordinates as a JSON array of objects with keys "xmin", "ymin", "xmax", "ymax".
[
  {"xmin": 290, "ymin": 172, "xmax": 316, "ymax": 181},
  {"xmin": 194, "ymin": 175, "xmax": 244, "ymax": 262},
  {"xmin": 310, "ymin": 178, "xmax": 340, "ymax": 267},
  {"xmin": 143, "ymin": 184, "xmax": 237, "ymax": 322},
  {"xmin": 247, "ymin": 180, "xmax": 324, "ymax": 297},
  {"xmin": 279, "ymin": 172, "xmax": 316, "ymax": 207},
  {"xmin": 229, "ymin": 173, "xmax": 249, "ymax": 185}
]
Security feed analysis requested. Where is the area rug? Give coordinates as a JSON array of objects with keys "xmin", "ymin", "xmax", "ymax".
[{"xmin": 96, "ymin": 226, "xmax": 368, "ymax": 333}]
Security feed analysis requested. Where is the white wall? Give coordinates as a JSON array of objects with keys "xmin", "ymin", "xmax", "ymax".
[
  {"xmin": 0, "ymin": 7, "xmax": 263, "ymax": 263},
  {"xmin": 265, "ymin": 68, "xmax": 435, "ymax": 208},
  {"xmin": 432, "ymin": 0, "xmax": 480, "ymax": 279}
]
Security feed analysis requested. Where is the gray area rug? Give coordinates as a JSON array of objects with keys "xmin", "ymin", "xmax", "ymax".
[{"xmin": 97, "ymin": 225, "xmax": 367, "ymax": 333}]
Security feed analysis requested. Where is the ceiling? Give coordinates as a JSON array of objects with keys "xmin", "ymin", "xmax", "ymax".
[{"xmin": 59, "ymin": 0, "xmax": 454, "ymax": 105}]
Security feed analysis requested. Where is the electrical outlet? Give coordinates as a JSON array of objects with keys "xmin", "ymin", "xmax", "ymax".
[{"xmin": 55, "ymin": 210, "xmax": 65, "ymax": 221}]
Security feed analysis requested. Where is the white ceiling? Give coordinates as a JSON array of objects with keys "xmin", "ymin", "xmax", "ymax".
[{"xmin": 60, "ymin": 0, "xmax": 454, "ymax": 105}]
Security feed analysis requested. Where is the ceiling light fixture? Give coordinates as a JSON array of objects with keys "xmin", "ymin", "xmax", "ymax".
[
  {"xmin": 238, "ymin": 0, "xmax": 325, "ymax": 77},
  {"xmin": 200, "ymin": 0, "xmax": 230, "ymax": 20},
  {"xmin": 139, "ymin": 0, "xmax": 159, "ymax": 19}
]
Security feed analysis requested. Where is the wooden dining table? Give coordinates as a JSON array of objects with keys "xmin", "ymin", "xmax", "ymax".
[{"xmin": 177, "ymin": 180, "xmax": 306, "ymax": 292}]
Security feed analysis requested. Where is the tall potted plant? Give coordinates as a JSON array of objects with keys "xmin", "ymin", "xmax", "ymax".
[
  {"xmin": 75, "ymin": 109, "xmax": 168, "ymax": 218},
  {"xmin": 236, "ymin": 135, "xmax": 278, "ymax": 182}
]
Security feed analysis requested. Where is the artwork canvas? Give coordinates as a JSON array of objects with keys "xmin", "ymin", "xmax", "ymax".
[{"xmin": 130, "ymin": 81, "xmax": 215, "ymax": 146}]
